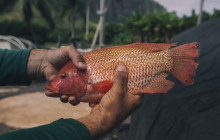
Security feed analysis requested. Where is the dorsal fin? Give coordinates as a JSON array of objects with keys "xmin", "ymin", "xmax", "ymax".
[
  {"xmin": 132, "ymin": 42, "xmax": 177, "ymax": 51},
  {"xmin": 127, "ymin": 42, "xmax": 177, "ymax": 52}
]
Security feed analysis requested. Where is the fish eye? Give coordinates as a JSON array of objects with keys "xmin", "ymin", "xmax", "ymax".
[{"xmin": 60, "ymin": 73, "xmax": 66, "ymax": 79}]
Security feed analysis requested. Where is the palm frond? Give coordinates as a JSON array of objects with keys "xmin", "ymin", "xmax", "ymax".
[
  {"xmin": 23, "ymin": 0, "xmax": 33, "ymax": 23},
  {"xmin": 0, "ymin": 0, "xmax": 17, "ymax": 14},
  {"xmin": 36, "ymin": 0, "xmax": 55, "ymax": 29},
  {"xmin": 58, "ymin": 0, "xmax": 85, "ymax": 18}
]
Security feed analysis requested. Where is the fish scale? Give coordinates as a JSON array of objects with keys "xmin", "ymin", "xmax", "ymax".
[
  {"xmin": 45, "ymin": 42, "xmax": 199, "ymax": 103},
  {"xmin": 84, "ymin": 45, "xmax": 173, "ymax": 94}
]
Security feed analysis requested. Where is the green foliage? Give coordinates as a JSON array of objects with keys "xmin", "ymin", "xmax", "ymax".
[
  {"xmin": 105, "ymin": 9, "xmax": 220, "ymax": 44},
  {"xmin": 105, "ymin": 23, "xmax": 135, "ymax": 45},
  {"xmin": 58, "ymin": 0, "xmax": 85, "ymax": 23},
  {"xmin": 0, "ymin": 0, "xmax": 17, "ymax": 14},
  {"xmin": 23, "ymin": 0, "xmax": 33, "ymax": 23},
  {"xmin": 0, "ymin": 20, "xmax": 49, "ymax": 44},
  {"xmin": 36, "ymin": 0, "xmax": 55, "ymax": 29},
  {"xmin": 1, "ymin": 0, "xmax": 220, "ymax": 46},
  {"xmin": 22, "ymin": 0, "xmax": 55, "ymax": 29}
]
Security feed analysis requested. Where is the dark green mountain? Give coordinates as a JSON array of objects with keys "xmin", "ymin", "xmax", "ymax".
[{"xmin": 85, "ymin": 0, "xmax": 165, "ymax": 23}]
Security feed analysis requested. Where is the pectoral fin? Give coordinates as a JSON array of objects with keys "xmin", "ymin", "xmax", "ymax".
[
  {"xmin": 136, "ymin": 73, "xmax": 174, "ymax": 94},
  {"xmin": 91, "ymin": 80, "xmax": 113, "ymax": 93}
]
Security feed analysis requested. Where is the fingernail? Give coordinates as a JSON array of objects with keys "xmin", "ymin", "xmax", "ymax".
[
  {"xmin": 117, "ymin": 65, "xmax": 125, "ymax": 72},
  {"xmin": 78, "ymin": 62, "xmax": 86, "ymax": 67}
]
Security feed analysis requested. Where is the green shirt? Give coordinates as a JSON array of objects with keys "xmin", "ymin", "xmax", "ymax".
[
  {"xmin": 0, "ymin": 49, "xmax": 91, "ymax": 140},
  {"xmin": 0, "ymin": 49, "xmax": 31, "ymax": 85}
]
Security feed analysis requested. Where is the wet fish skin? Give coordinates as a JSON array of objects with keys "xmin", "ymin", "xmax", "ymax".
[{"xmin": 45, "ymin": 42, "xmax": 199, "ymax": 103}]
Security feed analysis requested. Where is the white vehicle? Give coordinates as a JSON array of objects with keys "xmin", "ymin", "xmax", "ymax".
[{"xmin": 0, "ymin": 35, "xmax": 37, "ymax": 49}]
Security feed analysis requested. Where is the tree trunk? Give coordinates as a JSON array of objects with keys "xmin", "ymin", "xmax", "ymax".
[
  {"xmin": 99, "ymin": 0, "xmax": 105, "ymax": 48},
  {"xmin": 85, "ymin": 0, "xmax": 90, "ymax": 40},
  {"xmin": 197, "ymin": 0, "xmax": 205, "ymax": 25},
  {"xmin": 91, "ymin": 20, "xmax": 101, "ymax": 50},
  {"xmin": 91, "ymin": 0, "xmax": 111, "ymax": 50},
  {"xmin": 27, "ymin": 22, "xmax": 38, "ymax": 45},
  {"xmin": 71, "ymin": 9, "xmax": 76, "ymax": 47}
]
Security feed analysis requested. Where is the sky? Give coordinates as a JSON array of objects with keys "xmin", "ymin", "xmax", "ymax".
[{"xmin": 154, "ymin": 0, "xmax": 220, "ymax": 17}]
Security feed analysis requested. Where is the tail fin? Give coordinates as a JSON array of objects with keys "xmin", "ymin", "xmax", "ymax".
[{"xmin": 170, "ymin": 42, "xmax": 199, "ymax": 85}]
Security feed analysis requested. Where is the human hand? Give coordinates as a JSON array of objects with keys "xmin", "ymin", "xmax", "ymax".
[
  {"xmin": 27, "ymin": 46, "xmax": 86, "ymax": 105},
  {"xmin": 78, "ymin": 65, "xmax": 142, "ymax": 139}
]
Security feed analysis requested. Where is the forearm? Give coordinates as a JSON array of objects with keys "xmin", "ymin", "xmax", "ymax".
[
  {"xmin": 27, "ymin": 49, "xmax": 48, "ymax": 80},
  {"xmin": 78, "ymin": 114, "xmax": 106, "ymax": 139},
  {"xmin": 0, "ymin": 119, "xmax": 91, "ymax": 140},
  {"xmin": 78, "ymin": 107, "xmax": 124, "ymax": 139},
  {"xmin": 78, "ymin": 66, "xmax": 141, "ymax": 140},
  {"xmin": 0, "ymin": 49, "xmax": 31, "ymax": 85}
]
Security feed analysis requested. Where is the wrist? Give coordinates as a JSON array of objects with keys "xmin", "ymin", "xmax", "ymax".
[
  {"xmin": 27, "ymin": 49, "xmax": 48, "ymax": 80},
  {"xmin": 78, "ymin": 112, "xmax": 105, "ymax": 139},
  {"xmin": 78, "ymin": 106, "xmax": 122, "ymax": 139}
]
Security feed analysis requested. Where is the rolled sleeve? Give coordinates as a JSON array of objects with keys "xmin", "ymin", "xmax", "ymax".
[
  {"xmin": 0, "ymin": 49, "xmax": 32, "ymax": 85},
  {"xmin": 0, "ymin": 119, "xmax": 92, "ymax": 140}
]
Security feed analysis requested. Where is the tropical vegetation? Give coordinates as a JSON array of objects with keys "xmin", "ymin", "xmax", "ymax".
[{"xmin": 0, "ymin": 0, "xmax": 220, "ymax": 48}]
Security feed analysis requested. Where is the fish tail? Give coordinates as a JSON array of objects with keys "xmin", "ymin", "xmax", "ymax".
[{"xmin": 170, "ymin": 42, "xmax": 199, "ymax": 85}]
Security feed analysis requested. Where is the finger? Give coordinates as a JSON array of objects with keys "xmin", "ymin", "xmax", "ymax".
[
  {"xmin": 68, "ymin": 96, "xmax": 80, "ymax": 106},
  {"xmin": 60, "ymin": 95, "xmax": 68, "ymax": 103},
  {"xmin": 110, "ymin": 65, "xmax": 128, "ymax": 98},
  {"xmin": 45, "ymin": 91, "xmax": 60, "ymax": 97},
  {"xmin": 44, "ymin": 66, "xmax": 58, "ymax": 81},
  {"xmin": 63, "ymin": 46, "xmax": 87, "ymax": 70},
  {"xmin": 89, "ymin": 103, "xmax": 98, "ymax": 108},
  {"xmin": 127, "ymin": 94, "xmax": 142, "ymax": 108}
]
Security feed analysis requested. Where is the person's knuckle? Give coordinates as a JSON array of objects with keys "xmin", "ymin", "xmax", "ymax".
[
  {"xmin": 62, "ymin": 45, "xmax": 73, "ymax": 51},
  {"xmin": 76, "ymin": 54, "xmax": 85, "ymax": 62}
]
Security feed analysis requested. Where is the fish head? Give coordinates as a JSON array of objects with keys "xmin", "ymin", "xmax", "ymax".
[
  {"xmin": 45, "ymin": 72, "xmax": 71, "ymax": 94},
  {"xmin": 45, "ymin": 69, "xmax": 88, "ymax": 98}
]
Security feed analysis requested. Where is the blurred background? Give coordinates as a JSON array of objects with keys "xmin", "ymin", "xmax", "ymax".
[
  {"xmin": 0, "ymin": 0, "xmax": 220, "ymax": 49},
  {"xmin": 1, "ymin": 0, "xmax": 220, "ymax": 140}
]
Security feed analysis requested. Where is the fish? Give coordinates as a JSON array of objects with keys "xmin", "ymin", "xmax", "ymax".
[{"xmin": 45, "ymin": 42, "xmax": 199, "ymax": 103}]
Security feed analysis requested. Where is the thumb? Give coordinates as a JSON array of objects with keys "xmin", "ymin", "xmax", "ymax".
[
  {"xmin": 62, "ymin": 46, "xmax": 87, "ymax": 70},
  {"xmin": 109, "ymin": 65, "xmax": 128, "ymax": 99}
]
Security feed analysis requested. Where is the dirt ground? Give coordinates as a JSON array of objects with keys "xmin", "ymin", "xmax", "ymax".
[
  {"xmin": 0, "ymin": 81, "xmax": 91, "ymax": 134},
  {"xmin": 0, "ymin": 80, "xmax": 130, "ymax": 140}
]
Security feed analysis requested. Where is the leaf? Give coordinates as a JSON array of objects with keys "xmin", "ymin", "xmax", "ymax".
[
  {"xmin": 0, "ymin": 0, "xmax": 17, "ymax": 14},
  {"xmin": 23, "ymin": 0, "xmax": 33, "ymax": 23},
  {"xmin": 36, "ymin": 0, "xmax": 55, "ymax": 29}
]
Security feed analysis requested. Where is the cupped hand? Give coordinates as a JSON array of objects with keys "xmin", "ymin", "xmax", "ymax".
[
  {"xmin": 78, "ymin": 65, "xmax": 142, "ymax": 139},
  {"xmin": 27, "ymin": 46, "xmax": 86, "ymax": 105}
]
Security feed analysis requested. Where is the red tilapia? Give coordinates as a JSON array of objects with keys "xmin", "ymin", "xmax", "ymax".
[{"xmin": 45, "ymin": 42, "xmax": 199, "ymax": 103}]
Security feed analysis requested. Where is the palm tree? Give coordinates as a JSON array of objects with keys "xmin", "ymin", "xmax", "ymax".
[
  {"xmin": 0, "ymin": 0, "xmax": 55, "ymax": 44},
  {"xmin": 85, "ymin": 0, "xmax": 90, "ymax": 40},
  {"xmin": 0, "ymin": 0, "xmax": 17, "ymax": 14},
  {"xmin": 59, "ymin": 0, "xmax": 85, "ymax": 48},
  {"xmin": 0, "ymin": 0, "xmax": 54, "ymax": 29},
  {"xmin": 23, "ymin": 0, "xmax": 55, "ymax": 44},
  {"xmin": 90, "ymin": 0, "xmax": 112, "ymax": 50}
]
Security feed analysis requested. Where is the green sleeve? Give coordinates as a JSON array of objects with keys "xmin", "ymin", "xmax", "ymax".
[
  {"xmin": 0, "ymin": 49, "xmax": 32, "ymax": 85},
  {"xmin": 0, "ymin": 118, "xmax": 92, "ymax": 140}
]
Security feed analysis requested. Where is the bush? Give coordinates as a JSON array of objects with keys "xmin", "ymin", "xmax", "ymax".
[
  {"xmin": 0, "ymin": 20, "xmax": 49, "ymax": 44},
  {"xmin": 105, "ymin": 9, "xmax": 220, "ymax": 44}
]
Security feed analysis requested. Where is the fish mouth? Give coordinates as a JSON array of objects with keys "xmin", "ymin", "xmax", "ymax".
[{"xmin": 45, "ymin": 85, "xmax": 60, "ymax": 97}]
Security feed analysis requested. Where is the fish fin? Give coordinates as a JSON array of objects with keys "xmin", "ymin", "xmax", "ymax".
[
  {"xmin": 130, "ymin": 42, "xmax": 177, "ymax": 52},
  {"xmin": 170, "ymin": 42, "xmax": 199, "ymax": 85},
  {"xmin": 91, "ymin": 80, "xmax": 113, "ymax": 93},
  {"xmin": 136, "ymin": 73, "xmax": 174, "ymax": 94}
]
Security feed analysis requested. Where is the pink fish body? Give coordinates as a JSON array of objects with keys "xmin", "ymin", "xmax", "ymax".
[{"xmin": 45, "ymin": 43, "xmax": 199, "ymax": 103}]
